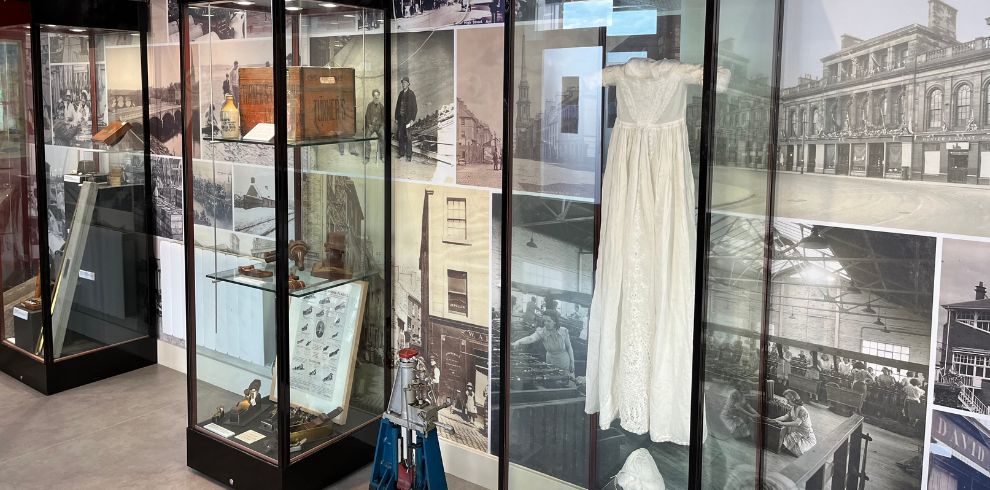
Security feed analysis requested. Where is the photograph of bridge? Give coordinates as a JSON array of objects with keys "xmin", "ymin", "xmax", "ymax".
[{"xmin": 149, "ymin": 45, "xmax": 183, "ymax": 156}]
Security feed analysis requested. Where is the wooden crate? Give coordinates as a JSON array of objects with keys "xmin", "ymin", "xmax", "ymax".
[{"xmin": 238, "ymin": 66, "xmax": 356, "ymax": 141}]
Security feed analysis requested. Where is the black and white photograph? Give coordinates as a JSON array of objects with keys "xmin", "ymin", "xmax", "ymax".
[
  {"xmin": 106, "ymin": 45, "xmax": 145, "ymax": 131},
  {"xmin": 703, "ymin": 217, "xmax": 936, "ymax": 489},
  {"xmin": 149, "ymin": 0, "xmax": 170, "ymax": 44},
  {"xmin": 167, "ymin": 0, "xmax": 180, "ymax": 43},
  {"xmin": 750, "ymin": 0, "xmax": 990, "ymax": 237},
  {"xmin": 148, "ymin": 45, "xmax": 183, "ymax": 156},
  {"xmin": 927, "ymin": 409, "xmax": 990, "ymax": 489},
  {"xmin": 391, "ymin": 181, "xmax": 491, "ymax": 452},
  {"xmin": 495, "ymin": 192, "xmax": 594, "ymax": 486},
  {"xmin": 192, "ymin": 227, "xmax": 275, "ymax": 259},
  {"xmin": 191, "ymin": 159, "xmax": 233, "ymax": 230},
  {"xmin": 310, "ymin": 31, "xmax": 387, "ymax": 170},
  {"xmin": 511, "ymin": 25, "xmax": 602, "ymax": 200},
  {"xmin": 152, "ymin": 155, "xmax": 183, "ymax": 240},
  {"xmin": 232, "ymin": 163, "xmax": 292, "ymax": 238},
  {"xmin": 178, "ymin": 1, "xmax": 249, "ymax": 42},
  {"xmin": 43, "ymin": 145, "xmax": 77, "ymax": 260},
  {"xmin": 392, "ymin": 0, "xmax": 503, "ymax": 32},
  {"xmin": 45, "ymin": 64, "xmax": 96, "ymax": 148},
  {"xmin": 391, "ymin": 30, "xmax": 456, "ymax": 183},
  {"xmin": 933, "ymin": 237, "xmax": 990, "ymax": 417},
  {"xmin": 46, "ymin": 33, "xmax": 89, "ymax": 64},
  {"xmin": 455, "ymin": 27, "xmax": 503, "ymax": 189}
]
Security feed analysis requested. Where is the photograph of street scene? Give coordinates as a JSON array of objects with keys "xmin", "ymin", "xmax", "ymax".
[{"xmin": 713, "ymin": 0, "xmax": 990, "ymax": 237}]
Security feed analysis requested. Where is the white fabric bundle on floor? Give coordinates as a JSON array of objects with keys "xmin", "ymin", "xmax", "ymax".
[{"xmin": 615, "ymin": 448, "xmax": 665, "ymax": 490}]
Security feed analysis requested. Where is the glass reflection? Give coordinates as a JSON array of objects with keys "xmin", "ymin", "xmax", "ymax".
[
  {"xmin": 38, "ymin": 26, "xmax": 151, "ymax": 360},
  {"xmin": 0, "ymin": 26, "xmax": 41, "ymax": 358},
  {"xmin": 699, "ymin": 0, "xmax": 778, "ymax": 487}
]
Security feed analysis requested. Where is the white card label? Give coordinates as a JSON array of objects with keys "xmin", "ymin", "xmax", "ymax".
[
  {"xmin": 204, "ymin": 423, "xmax": 235, "ymax": 438},
  {"xmin": 64, "ymin": 174, "xmax": 82, "ymax": 183},
  {"xmin": 79, "ymin": 270, "xmax": 95, "ymax": 281},
  {"xmin": 235, "ymin": 430, "xmax": 266, "ymax": 444},
  {"xmin": 243, "ymin": 123, "xmax": 276, "ymax": 143},
  {"xmin": 12, "ymin": 307, "xmax": 28, "ymax": 320}
]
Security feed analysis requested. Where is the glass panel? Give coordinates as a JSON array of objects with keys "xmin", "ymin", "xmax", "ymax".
[
  {"xmin": 287, "ymin": 2, "xmax": 386, "ymax": 462},
  {"xmin": 699, "ymin": 0, "xmax": 778, "ymax": 488},
  {"xmin": 0, "ymin": 24, "xmax": 42, "ymax": 360},
  {"xmin": 38, "ymin": 25, "xmax": 152, "ymax": 360},
  {"xmin": 187, "ymin": 0, "xmax": 280, "ymax": 462},
  {"xmin": 507, "ymin": 9, "xmax": 599, "ymax": 486},
  {"xmin": 187, "ymin": 0, "xmax": 386, "ymax": 463},
  {"xmin": 389, "ymin": 8, "xmax": 497, "ymax": 459},
  {"xmin": 771, "ymin": 2, "xmax": 954, "ymax": 488},
  {"xmin": 505, "ymin": 0, "xmax": 714, "ymax": 487}
]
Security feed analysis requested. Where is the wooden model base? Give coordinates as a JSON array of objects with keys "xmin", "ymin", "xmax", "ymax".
[
  {"xmin": 238, "ymin": 265, "xmax": 274, "ymax": 278},
  {"xmin": 19, "ymin": 298, "xmax": 42, "ymax": 312}
]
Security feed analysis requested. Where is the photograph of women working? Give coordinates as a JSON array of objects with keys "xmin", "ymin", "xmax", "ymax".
[{"xmin": 773, "ymin": 389, "xmax": 818, "ymax": 457}]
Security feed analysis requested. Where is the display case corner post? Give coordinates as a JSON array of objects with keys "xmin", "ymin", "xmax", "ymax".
[
  {"xmin": 270, "ymin": 0, "xmax": 293, "ymax": 475},
  {"xmin": 26, "ymin": 20, "xmax": 55, "ymax": 369},
  {"xmin": 497, "ymin": 0, "xmax": 515, "ymax": 487},
  {"xmin": 139, "ymin": 6, "xmax": 156, "ymax": 343},
  {"xmin": 178, "ymin": 0, "xmax": 198, "ymax": 429},
  {"xmin": 755, "ymin": 0, "xmax": 787, "ymax": 484},
  {"xmin": 383, "ymin": 0, "xmax": 394, "ymax": 397},
  {"xmin": 687, "ymin": 0, "xmax": 722, "ymax": 487}
]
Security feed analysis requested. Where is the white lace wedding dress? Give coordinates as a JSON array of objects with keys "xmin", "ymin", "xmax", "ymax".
[{"xmin": 584, "ymin": 58, "xmax": 728, "ymax": 443}]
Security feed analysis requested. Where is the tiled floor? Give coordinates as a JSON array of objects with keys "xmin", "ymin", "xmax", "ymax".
[{"xmin": 0, "ymin": 365, "xmax": 484, "ymax": 490}]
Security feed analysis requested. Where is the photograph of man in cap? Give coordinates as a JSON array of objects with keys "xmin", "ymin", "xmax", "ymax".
[
  {"xmin": 364, "ymin": 88, "xmax": 385, "ymax": 164},
  {"xmin": 395, "ymin": 76, "xmax": 418, "ymax": 161}
]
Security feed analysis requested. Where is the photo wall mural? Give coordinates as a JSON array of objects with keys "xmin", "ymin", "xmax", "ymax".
[
  {"xmin": 389, "ymin": 3, "xmax": 505, "ymax": 454},
  {"xmin": 129, "ymin": 0, "xmax": 990, "ymax": 487},
  {"xmin": 764, "ymin": 1, "xmax": 990, "ymax": 488}
]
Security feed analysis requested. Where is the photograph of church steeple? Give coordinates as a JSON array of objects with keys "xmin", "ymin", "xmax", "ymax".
[{"xmin": 510, "ymin": 27, "xmax": 603, "ymax": 200}]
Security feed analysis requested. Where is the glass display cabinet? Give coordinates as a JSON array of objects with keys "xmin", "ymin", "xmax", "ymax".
[
  {"xmin": 0, "ymin": 0, "xmax": 156, "ymax": 395},
  {"xmin": 498, "ymin": 0, "xmax": 781, "ymax": 488},
  {"xmin": 179, "ymin": 1, "xmax": 389, "ymax": 487}
]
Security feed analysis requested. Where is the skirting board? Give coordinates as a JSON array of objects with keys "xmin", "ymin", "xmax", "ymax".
[
  {"xmin": 158, "ymin": 339, "xmax": 185, "ymax": 373},
  {"xmin": 437, "ymin": 438, "xmax": 498, "ymax": 489},
  {"xmin": 508, "ymin": 463, "xmax": 582, "ymax": 490}
]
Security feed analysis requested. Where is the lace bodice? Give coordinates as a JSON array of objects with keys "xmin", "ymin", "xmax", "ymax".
[{"xmin": 603, "ymin": 58, "xmax": 730, "ymax": 127}]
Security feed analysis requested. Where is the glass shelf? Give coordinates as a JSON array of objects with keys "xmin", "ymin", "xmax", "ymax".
[
  {"xmin": 204, "ymin": 135, "xmax": 377, "ymax": 148},
  {"xmin": 208, "ymin": 266, "xmax": 377, "ymax": 298}
]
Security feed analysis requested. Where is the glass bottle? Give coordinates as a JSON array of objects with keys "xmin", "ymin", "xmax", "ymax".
[{"xmin": 220, "ymin": 93, "xmax": 240, "ymax": 139}]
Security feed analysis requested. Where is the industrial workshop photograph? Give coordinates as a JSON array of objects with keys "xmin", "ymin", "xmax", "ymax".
[{"xmin": 3, "ymin": 0, "xmax": 990, "ymax": 489}]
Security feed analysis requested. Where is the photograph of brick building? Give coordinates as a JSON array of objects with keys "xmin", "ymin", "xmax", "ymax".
[
  {"xmin": 391, "ymin": 181, "xmax": 491, "ymax": 451},
  {"xmin": 934, "ymin": 237, "xmax": 990, "ymax": 416}
]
